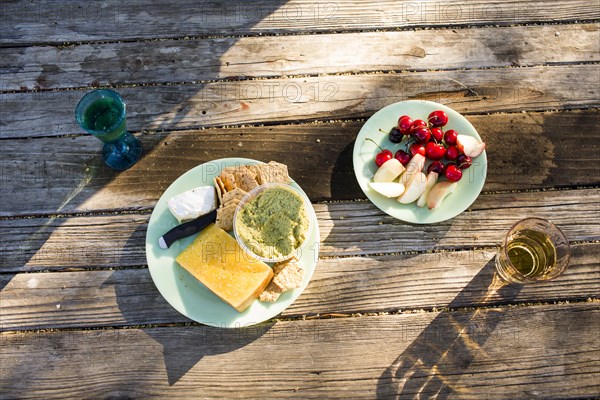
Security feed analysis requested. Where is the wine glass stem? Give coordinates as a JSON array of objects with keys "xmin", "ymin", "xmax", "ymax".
[{"xmin": 115, "ymin": 135, "xmax": 129, "ymax": 153}]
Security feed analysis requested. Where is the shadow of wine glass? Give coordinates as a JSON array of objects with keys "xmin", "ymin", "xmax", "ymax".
[{"xmin": 376, "ymin": 257, "xmax": 522, "ymax": 399}]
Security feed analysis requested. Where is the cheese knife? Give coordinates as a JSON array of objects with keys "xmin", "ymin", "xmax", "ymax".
[{"xmin": 158, "ymin": 208, "xmax": 218, "ymax": 249}]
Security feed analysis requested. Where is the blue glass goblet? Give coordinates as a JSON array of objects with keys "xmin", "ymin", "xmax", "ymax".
[{"xmin": 75, "ymin": 89, "xmax": 142, "ymax": 171}]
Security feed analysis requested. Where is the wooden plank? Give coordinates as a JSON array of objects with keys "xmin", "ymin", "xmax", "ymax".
[
  {"xmin": 1, "ymin": 243, "xmax": 598, "ymax": 330},
  {"xmin": 1, "ymin": 303, "xmax": 598, "ymax": 398},
  {"xmin": 1, "ymin": 109, "xmax": 599, "ymax": 216},
  {"xmin": 3, "ymin": 23, "xmax": 598, "ymax": 91},
  {"xmin": 1, "ymin": 188, "xmax": 598, "ymax": 272},
  {"xmin": 2, "ymin": 0, "xmax": 598, "ymax": 45},
  {"xmin": 2, "ymin": 64, "xmax": 599, "ymax": 138},
  {"xmin": 0, "ymin": 214, "xmax": 149, "ymax": 272}
]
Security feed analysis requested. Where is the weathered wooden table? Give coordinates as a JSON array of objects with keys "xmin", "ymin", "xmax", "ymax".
[{"xmin": 1, "ymin": 1, "xmax": 599, "ymax": 398}]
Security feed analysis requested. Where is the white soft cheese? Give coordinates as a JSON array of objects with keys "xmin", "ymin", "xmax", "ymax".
[{"xmin": 167, "ymin": 186, "xmax": 217, "ymax": 222}]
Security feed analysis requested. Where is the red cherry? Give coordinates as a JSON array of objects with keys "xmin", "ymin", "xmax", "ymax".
[
  {"xmin": 375, "ymin": 149, "xmax": 393, "ymax": 167},
  {"xmin": 413, "ymin": 127, "xmax": 431, "ymax": 143},
  {"xmin": 426, "ymin": 141, "xmax": 446, "ymax": 160},
  {"xmin": 397, "ymin": 115, "xmax": 414, "ymax": 135},
  {"xmin": 427, "ymin": 161, "xmax": 445, "ymax": 174},
  {"xmin": 444, "ymin": 129, "xmax": 458, "ymax": 145},
  {"xmin": 428, "ymin": 110, "xmax": 449, "ymax": 127},
  {"xmin": 457, "ymin": 154, "xmax": 472, "ymax": 169},
  {"xmin": 409, "ymin": 143, "xmax": 426, "ymax": 157},
  {"xmin": 445, "ymin": 163, "xmax": 463, "ymax": 182},
  {"xmin": 430, "ymin": 127, "xmax": 444, "ymax": 142},
  {"xmin": 411, "ymin": 119, "xmax": 428, "ymax": 132},
  {"xmin": 394, "ymin": 149, "xmax": 411, "ymax": 166},
  {"xmin": 445, "ymin": 145, "xmax": 459, "ymax": 160},
  {"xmin": 366, "ymin": 138, "xmax": 393, "ymax": 167}
]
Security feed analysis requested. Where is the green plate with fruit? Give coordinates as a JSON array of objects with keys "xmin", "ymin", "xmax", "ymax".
[{"xmin": 353, "ymin": 100, "xmax": 487, "ymax": 224}]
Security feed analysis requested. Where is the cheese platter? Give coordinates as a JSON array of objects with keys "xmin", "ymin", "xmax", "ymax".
[{"xmin": 145, "ymin": 158, "xmax": 320, "ymax": 328}]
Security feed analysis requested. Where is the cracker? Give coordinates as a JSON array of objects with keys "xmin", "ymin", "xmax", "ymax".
[
  {"xmin": 224, "ymin": 198, "xmax": 240, "ymax": 208},
  {"xmin": 259, "ymin": 257, "xmax": 304, "ymax": 302},
  {"xmin": 220, "ymin": 166, "xmax": 238, "ymax": 177},
  {"xmin": 215, "ymin": 203, "xmax": 237, "ymax": 232},
  {"xmin": 272, "ymin": 257, "xmax": 304, "ymax": 291},
  {"xmin": 258, "ymin": 282, "xmax": 283, "ymax": 303},
  {"xmin": 253, "ymin": 161, "xmax": 291, "ymax": 185},
  {"xmin": 233, "ymin": 166, "xmax": 255, "ymax": 179},
  {"xmin": 236, "ymin": 171, "xmax": 259, "ymax": 192},
  {"xmin": 221, "ymin": 171, "xmax": 236, "ymax": 192},
  {"xmin": 246, "ymin": 165, "xmax": 263, "ymax": 183},
  {"xmin": 222, "ymin": 187, "xmax": 247, "ymax": 206},
  {"xmin": 253, "ymin": 163, "xmax": 274, "ymax": 185},
  {"xmin": 266, "ymin": 161, "xmax": 291, "ymax": 184},
  {"xmin": 214, "ymin": 176, "xmax": 225, "ymax": 205}
]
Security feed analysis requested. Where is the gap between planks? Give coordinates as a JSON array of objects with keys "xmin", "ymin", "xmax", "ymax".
[
  {"xmin": 1, "ymin": 241, "xmax": 598, "ymax": 329},
  {"xmin": 1, "ymin": 239, "xmax": 599, "ymax": 275},
  {"xmin": 3, "ymin": 19, "xmax": 598, "ymax": 49},
  {"xmin": 3, "ymin": 0, "xmax": 599, "ymax": 46},
  {"xmin": 2, "ymin": 298, "xmax": 597, "ymax": 335},
  {"xmin": 0, "ymin": 185, "xmax": 598, "ymax": 222},
  {"xmin": 3, "ymin": 62, "xmax": 600, "ymax": 95},
  {"xmin": 1, "ymin": 189, "xmax": 599, "ymax": 268},
  {"xmin": 0, "ymin": 107, "xmax": 598, "ymax": 142},
  {"xmin": 2, "ymin": 108, "xmax": 599, "ymax": 215},
  {"xmin": 1, "ymin": 302, "xmax": 598, "ymax": 399},
  {"xmin": 3, "ymin": 64, "xmax": 600, "ymax": 138}
]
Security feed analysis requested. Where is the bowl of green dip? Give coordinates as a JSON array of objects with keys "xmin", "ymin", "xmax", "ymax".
[{"xmin": 234, "ymin": 183, "xmax": 313, "ymax": 263}]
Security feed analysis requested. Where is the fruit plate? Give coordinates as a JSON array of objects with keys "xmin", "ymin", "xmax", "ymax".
[
  {"xmin": 145, "ymin": 158, "xmax": 320, "ymax": 328},
  {"xmin": 353, "ymin": 100, "xmax": 487, "ymax": 224}
]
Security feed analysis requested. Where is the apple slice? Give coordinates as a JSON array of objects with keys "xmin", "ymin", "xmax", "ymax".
[
  {"xmin": 427, "ymin": 181, "xmax": 458, "ymax": 209},
  {"xmin": 369, "ymin": 182, "xmax": 406, "ymax": 198},
  {"xmin": 456, "ymin": 134, "xmax": 486, "ymax": 158},
  {"xmin": 397, "ymin": 172, "xmax": 427, "ymax": 204},
  {"xmin": 399, "ymin": 153, "xmax": 425, "ymax": 185},
  {"xmin": 416, "ymin": 171, "xmax": 439, "ymax": 207},
  {"xmin": 374, "ymin": 158, "xmax": 405, "ymax": 183}
]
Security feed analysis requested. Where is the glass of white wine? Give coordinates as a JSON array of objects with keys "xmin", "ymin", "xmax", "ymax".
[{"xmin": 495, "ymin": 218, "xmax": 570, "ymax": 284}]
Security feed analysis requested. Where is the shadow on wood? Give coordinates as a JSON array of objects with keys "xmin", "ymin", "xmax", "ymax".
[
  {"xmin": 376, "ymin": 257, "xmax": 523, "ymax": 399},
  {"xmin": 145, "ymin": 323, "xmax": 274, "ymax": 386},
  {"xmin": 330, "ymin": 139, "xmax": 363, "ymax": 200},
  {"xmin": 98, "ymin": 223, "xmax": 274, "ymax": 386}
]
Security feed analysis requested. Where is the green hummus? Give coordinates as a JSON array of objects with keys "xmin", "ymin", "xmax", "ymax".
[{"xmin": 236, "ymin": 187, "xmax": 310, "ymax": 259}]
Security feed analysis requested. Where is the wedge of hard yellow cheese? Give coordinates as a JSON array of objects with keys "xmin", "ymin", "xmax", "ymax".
[{"xmin": 176, "ymin": 223, "xmax": 273, "ymax": 312}]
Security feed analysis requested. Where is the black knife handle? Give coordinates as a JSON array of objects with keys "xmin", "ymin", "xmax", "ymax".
[{"xmin": 160, "ymin": 209, "xmax": 218, "ymax": 249}]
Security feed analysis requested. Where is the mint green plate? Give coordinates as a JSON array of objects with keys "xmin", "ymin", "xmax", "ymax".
[
  {"xmin": 353, "ymin": 100, "xmax": 487, "ymax": 224},
  {"xmin": 145, "ymin": 158, "xmax": 320, "ymax": 328}
]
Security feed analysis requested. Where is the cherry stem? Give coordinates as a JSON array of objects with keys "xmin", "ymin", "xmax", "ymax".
[
  {"xmin": 378, "ymin": 128, "xmax": 387, "ymax": 134},
  {"xmin": 364, "ymin": 137, "xmax": 384, "ymax": 152}
]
